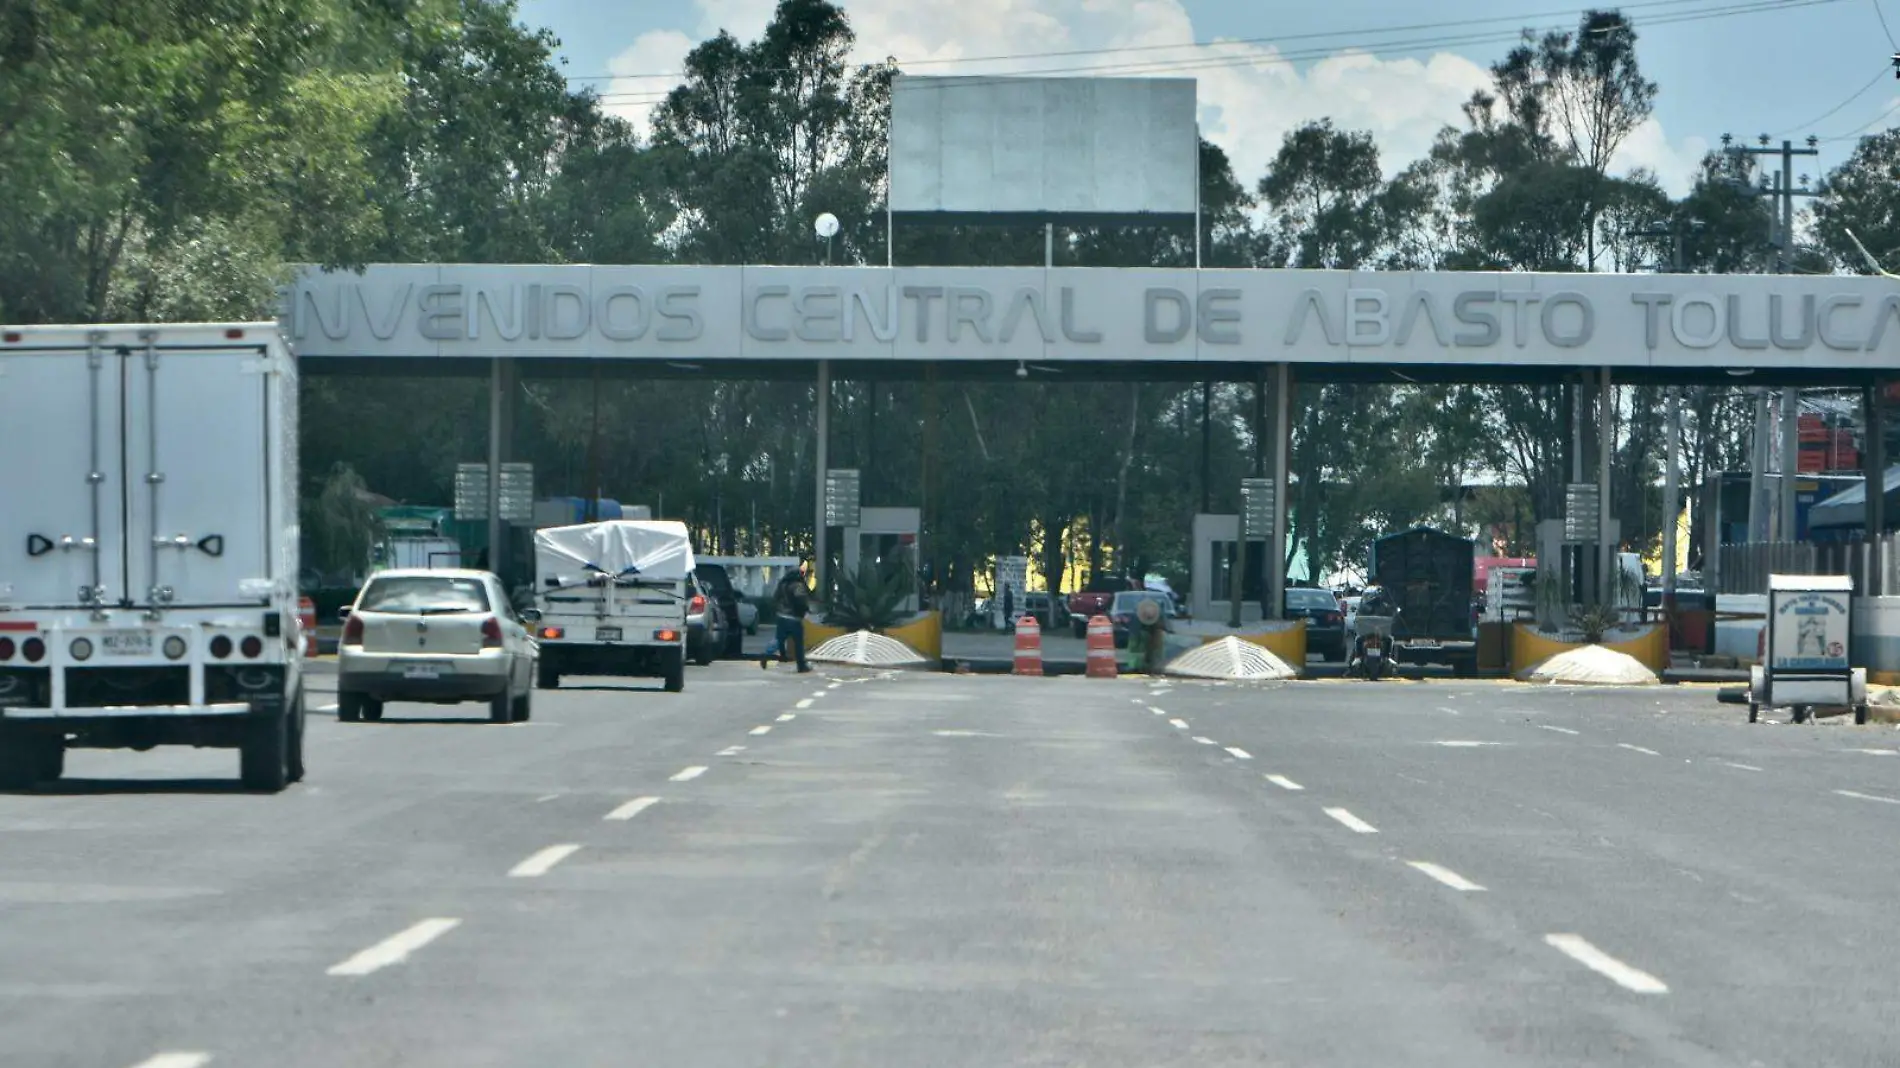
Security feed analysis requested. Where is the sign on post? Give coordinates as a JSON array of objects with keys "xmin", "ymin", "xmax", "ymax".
[
  {"xmin": 1564, "ymin": 483, "xmax": 1601, "ymax": 544},
  {"xmin": 455, "ymin": 462, "xmax": 536, "ymax": 524},
  {"xmin": 1240, "ymin": 478, "xmax": 1276, "ymax": 538},
  {"xmin": 824, "ymin": 468, "xmax": 862, "ymax": 528}
]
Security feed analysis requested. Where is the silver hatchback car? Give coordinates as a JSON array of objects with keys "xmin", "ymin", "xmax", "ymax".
[{"xmin": 336, "ymin": 569, "xmax": 539, "ymax": 724}]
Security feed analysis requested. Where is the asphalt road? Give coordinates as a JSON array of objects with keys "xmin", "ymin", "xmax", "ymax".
[{"xmin": 3, "ymin": 663, "xmax": 1897, "ymax": 1067}]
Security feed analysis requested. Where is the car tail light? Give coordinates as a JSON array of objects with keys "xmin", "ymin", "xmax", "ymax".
[
  {"xmin": 210, "ymin": 635, "xmax": 233, "ymax": 659},
  {"xmin": 689, "ymin": 594, "xmax": 706, "ymax": 613},
  {"xmin": 1323, "ymin": 612, "xmax": 1342, "ymax": 625},
  {"xmin": 342, "ymin": 615, "xmax": 364, "ymax": 644},
  {"xmin": 240, "ymin": 635, "xmax": 263, "ymax": 659},
  {"xmin": 0, "ymin": 638, "xmax": 13, "ymax": 660},
  {"xmin": 22, "ymin": 638, "xmax": 45, "ymax": 663},
  {"xmin": 482, "ymin": 617, "xmax": 504, "ymax": 648}
]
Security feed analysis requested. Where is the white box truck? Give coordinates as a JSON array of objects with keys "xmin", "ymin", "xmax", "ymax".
[
  {"xmin": 532, "ymin": 520, "xmax": 692, "ymax": 692},
  {"xmin": 0, "ymin": 323, "xmax": 305, "ymax": 791}
]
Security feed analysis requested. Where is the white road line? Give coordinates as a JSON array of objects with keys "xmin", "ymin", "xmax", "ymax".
[
  {"xmin": 1169, "ymin": 718, "xmax": 1189, "ymax": 730},
  {"xmin": 1617, "ymin": 743, "xmax": 1661, "ymax": 757},
  {"xmin": 716, "ymin": 745, "xmax": 745, "ymax": 756},
  {"xmin": 776, "ymin": 713, "xmax": 796, "ymax": 722},
  {"xmin": 827, "ymin": 682, "xmax": 840, "ymax": 690},
  {"xmin": 1147, "ymin": 705, "xmax": 1168, "ymax": 716},
  {"xmin": 1434, "ymin": 740, "xmax": 1505, "ymax": 747},
  {"xmin": 1407, "ymin": 861, "xmax": 1486, "ymax": 891},
  {"xmin": 1835, "ymin": 789, "xmax": 1900, "ymax": 805},
  {"xmin": 509, "ymin": 844, "xmax": 581, "ymax": 878},
  {"xmin": 795, "ymin": 698, "xmax": 814, "ymax": 709},
  {"xmin": 1264, "ymin": 774, "xmax": 1305, "ymax": 791},
  {"xmin": 750, "ymin": 725, "xmax": 773, "ymax": 736},
  {"xmin": 812, "ymin": 690, "xmax": 827, "ymax": 698},
  {"xmin": 1436, "ymin": 706, "xmax": 1462, "ymax": 716},
  {"xmin": 1719, "ymin": 761, "xmax": 1764, "ymax": 772},
  {"xmin": 534, "ymin": 793, "xmax": 559, "ymax": 803},
  {"xmin": 1225, "ymin": 747, "xmax": 1253, "ymax": 760},
  {"xmin": 1192, "ymin": 736, "xmax": 1217, "ymax": 746},
  {"xmin": 1847, "ymin": 748, "xmax": 1897, "ymax": 755},
  {"xmin": 1538, "ymin": 725, "xmax": 1581, "ymax": 736},
  {"xmin": 326, "ymin": 918, "xmax": 461, "ymax": 977},
  {"xmin": 1543, "ymin": 934, "xmax": 1669, "ymax": 994},
  {"xmin": 1323, "ymin": 807, "xmax": 1378, "ymax": 834},
  {"xmin": 604, "ymin": 796, "xmax": 660, "ymax": 821},
  {"xmin": 670, "ymin": 765, "xmax": 708, "ymax": 782},
  {"xmin": 128, "ymin": 1055, "xmax": 212, "ymax": 1068}
]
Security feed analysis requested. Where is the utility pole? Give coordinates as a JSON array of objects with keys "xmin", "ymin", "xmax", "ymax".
[
  {"xmin": 1721, "ymin": 133, "xmax": 1822, "ymax": 545},
  {"xmin": 1633, "ymin": 220, "xmax": 1694, "ymax": 625}
]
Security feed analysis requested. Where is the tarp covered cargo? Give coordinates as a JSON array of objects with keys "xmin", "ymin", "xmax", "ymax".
[{"xmin": 533, "ymin": 520, "xmax": 696, "ymax": 585}]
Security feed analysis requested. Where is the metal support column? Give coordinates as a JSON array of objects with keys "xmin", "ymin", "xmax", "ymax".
[
  {"xmin": 1598, "ymin": 367, "xmax": 1614, "ymax": 607},
  {"xmin": 1749, "ymin": 389, "xmax": 1771, "ymax": 543},
  {"xmin": 814, "ymin": 360, "xmax": 831, "ymax": 605},
  {"xmin": 1269, "ymin": 364, "xmax": 1291, "ymax": 622},
  {"xmin": 1200, "ymin": 381, "xmax": 1212, "ymax": 514},
  {"xmin": 1778, "ymin": 388, "xmax": 1800, "ymax": 542},
  {"xmin": 485, "ymin": 358, "xmax": 515, "ymax": 583},
  {"xmin": 1663, "ymin": 386, "xmax": 1681, "ymax": 620},
  {"xmin": 1867, "ymin": 383, "xmax": 1887, "ymax": 595}
]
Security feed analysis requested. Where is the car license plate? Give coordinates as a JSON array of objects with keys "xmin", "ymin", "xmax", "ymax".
[
  {"xmin": 403, "ymin": 663, "xmax": 444, "ymax": 680},
  {"xmin": 1409, "ymin": 639, "xmax": 1440, "ymax": 649},
  {"xmin": 101, "ymin": 631, "xmax": 154, "ymax": 657},
  {"xmin": 596, "ymin": 626, "xmax": 622, "ymax": 642}
]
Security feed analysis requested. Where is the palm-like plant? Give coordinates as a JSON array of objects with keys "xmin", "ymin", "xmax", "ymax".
[{"xmin": 825, "ymin": 556, "xmax": 916, "ymax": 633}]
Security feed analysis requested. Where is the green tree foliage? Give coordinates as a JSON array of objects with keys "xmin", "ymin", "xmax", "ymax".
[{"xmin": 1813, "ymin": 129, "xmax": 1900, "ymax": 273}]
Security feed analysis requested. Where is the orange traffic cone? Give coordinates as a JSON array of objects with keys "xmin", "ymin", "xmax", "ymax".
[
  {"xmin": 1013, "ymin": 614, "xmax": 1043, "ymax": 676},
  {"xmin": 1085, "ymin": 614, "xmax": 1117, "ymax": 678}
]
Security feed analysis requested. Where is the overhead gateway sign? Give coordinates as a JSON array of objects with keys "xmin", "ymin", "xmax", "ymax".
[{"xmin": 284, "ymin": 265, "xmax": 1900, "ymax": 370}]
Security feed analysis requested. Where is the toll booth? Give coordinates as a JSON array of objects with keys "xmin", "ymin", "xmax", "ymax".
[{"xmin": 842, "ymin": 507, "xmax": 921, "ymax": 615}]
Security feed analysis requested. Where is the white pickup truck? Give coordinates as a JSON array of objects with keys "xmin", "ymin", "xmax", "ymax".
[
  {"xmin": 531, "ymin": 520, "xmax": 692, "ymax": 693},
  {"xmin": 0, "ymin": 323, "xmax": 305, "ymax": 791}
]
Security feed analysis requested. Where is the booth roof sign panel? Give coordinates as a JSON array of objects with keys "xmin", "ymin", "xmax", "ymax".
[
  {"xmin": 284, "ymin": 264, "xmax": 1900, "ymax": 371},
  {"xmin": 1564, "ymin": 483, "xmax": 1601, "ymax": 543},
  {"xmin": 889, "ymin": 76, "xmax": 1198, "ymax": 217}
]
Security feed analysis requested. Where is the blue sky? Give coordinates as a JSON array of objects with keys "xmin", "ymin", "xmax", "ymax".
[{"xmin": 518, "ymin": 0, "xmax": 1900, "ymax": 196}]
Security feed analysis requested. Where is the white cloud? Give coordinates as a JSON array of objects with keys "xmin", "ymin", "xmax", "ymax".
[{"xmin": 600, "ymin": 0, "xmax": 1706, "ymax": 196}]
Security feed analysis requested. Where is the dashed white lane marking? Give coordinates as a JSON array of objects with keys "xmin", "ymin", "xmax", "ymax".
[
  {"xmin": 1617, "ymin": 743, "xmax": 1661, "ymax": 757},
  {"xmin": 1538, "ymin": 725, "xmax": 1581, "ymax": 736},
  {"xmin": 1436, "ymin": 706, "xmax": 1461, "ymax": 716},
  {"xmin": 670, "ymin": 765, "xmax": 708, "ymax": 782},
  {"xmin": 1225, "ymin": 747, "xmax": 1253, "ymax": 760},
  {"xmin": 1719, "ymin": 761, "xmax": 1764, "ymax": 772},
  {"xmin": 795, "ymin": 698, "xmax": 814, "ymax": 710},
  {"xmin": 750, "ymin": 725, "xmax": 773, "ymax": 736},
  {"xmin": 1192, "ymin": 736, "xmax": 1217, "ymax": 746},
  {"xmin": 1169, "ymin": 719, "xmax": 1189, "ymax": 730},
  {"xmin": 1435, "ymin": 740, "xmax": 1505, "ymax": 748},
  {"xmin": 934, "ymin": 729, "xmax": 1003, "ymax": 737},
  {"xmin": 1323, "ymin": 807, "xmax": 1378, "ymax": 834},
  {"xmin": 509, "ymin": 844, "xmax": 581, "ymax": 878},
  {"xmin": 327, "ymin": 918, "xmax": 461, "ymax": 977},
  {"xmin": 534, "ymin": 794, "xmax": 559, "ymax": 803},
  {"xmin": 716, "ymin": 745, "xmax": 745, "ymax": 756},
  {"xmin": 1147, "ymin": 705, "xmax": 1168, "ymax": 716},
  {"xmin": 1407, "ymin": 861, "xmax": 1486, "ymax": 891},
  {"xmin": 812, "ymin": 690, "xmax": 828, "ymax": 698},
  {"xmin": 604, "ymin": 796, "xmax": 660, "ymax": 821},
  {"xmin": 777, "ymin": 713, "xmax": 796, "ymax": 722},
  {"xmin": 1847, "ymin": 748, "xmax": 1897, "ymax": 755},
  {"xmin": 827, "ymin": 683, "xmax": 841, "ymax": 690},
  {"xmin": 128, "ymin": 1055, "xmax": 212, "ymax": 1068},
  {"xmin": 1543, "ymin": 934, "xmax": 1669, "ymax": 994},
  {"xmin": 1264, "ymin": 774, "xmax": 1305, "ymax": 791},
  {"xmin": 1835, "ymin": 789, "xmax": 1900, "ymax": 805}
]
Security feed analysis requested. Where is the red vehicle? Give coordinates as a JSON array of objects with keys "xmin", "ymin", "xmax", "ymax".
[{"xmin": 1066, "ymin": 576, "xmax": 1144, "ymax": 638}]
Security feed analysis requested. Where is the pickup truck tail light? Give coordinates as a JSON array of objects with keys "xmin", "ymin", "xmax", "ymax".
[
  {"xmin": 689, "ymin": 594, "xmax": 706, "ymax": 614},
  {"xmin": 481, "ymin": 617, "xmax": 504, "ymax": 649}
]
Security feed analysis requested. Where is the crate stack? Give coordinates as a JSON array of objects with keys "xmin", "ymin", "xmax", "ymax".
[{"xmin": 1797, "ymin": 413, "xmax": 1860, "ymax": 474}]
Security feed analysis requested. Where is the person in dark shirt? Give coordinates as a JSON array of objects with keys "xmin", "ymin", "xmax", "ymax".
[{"xmin": 759, "ymin": 562, "xmax": 812, "ymax": 673}]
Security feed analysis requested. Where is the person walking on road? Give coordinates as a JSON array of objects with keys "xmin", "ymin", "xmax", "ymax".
[{"xmin": 760, "ymin": 562, "xmax": 813, "ymax": 673}]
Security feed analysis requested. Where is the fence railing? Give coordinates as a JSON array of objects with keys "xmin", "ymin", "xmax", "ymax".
[{"xmin": 1717, "ymin": 534, "xmax": 1900, "ymax": 596}]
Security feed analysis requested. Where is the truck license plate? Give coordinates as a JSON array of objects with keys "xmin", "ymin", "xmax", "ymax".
[
  {"xmin": 403, "ymin": 663, "xmax": 444, "ymax": 680},
  {"xmin": 101, "ymin": 631, "xmax": 154, "ymax": 657},
  {"xmin": 1409, "ymin": 639, "xmax": 1441, "ymax": 649},
  {"xmin": 596, "ymin": 627, "xmax": 622, "ymax": 642}
]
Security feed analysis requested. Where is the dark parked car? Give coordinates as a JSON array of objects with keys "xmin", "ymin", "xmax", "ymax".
[
  {"xmin": 1284, "ymin": 587, "xmax": 1346, "ymax": 661},
  {"xmin": 693, "ymin": 563, "xmax": 745, "ymax": 658}
]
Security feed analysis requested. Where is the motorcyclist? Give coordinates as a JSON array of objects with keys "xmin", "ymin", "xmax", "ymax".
[{"xmin": 1350, "ymin": 586, "xmax": 1398, "ymax": 674}]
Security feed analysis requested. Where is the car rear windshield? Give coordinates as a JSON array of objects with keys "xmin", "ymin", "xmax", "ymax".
[
  {"xmin": 1286, "ymin": 589, "xmax": 1338, "ymax": 610},
  {"xmin": 359, "ymin": 576, "xmax": 490, "ymax": 614},
  {"xmin": 1111, "ymin": 591, "xmax": 1170, "ymax": 613},
  {"xmin": 694, "ymin": 565, "xmax": 734, "ymax": 593}
]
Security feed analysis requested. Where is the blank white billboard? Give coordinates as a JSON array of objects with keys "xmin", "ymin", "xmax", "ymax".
[{"xmin": 889, "ymin": 75, "xmax": 1198, "ymax": 218}]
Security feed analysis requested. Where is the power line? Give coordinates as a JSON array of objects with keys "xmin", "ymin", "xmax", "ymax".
[
  {"xmin": 1773, "ymin": 63, "xmax": 1894, "ymax": 136},
  {"xmin": 588, "ymin": 0, "xmax": 1846, "ymax": 105},
  {"xmin": 1818, "ymin": 94, "xmax": 1900, "ymax": 141},
  {"xmin": 1872, "ymin": 0, "xmax": 1900, "ymax": 47},
  {"xmin": 573, "ymin": 0, "xmax": 1842, "ymax": 87}
]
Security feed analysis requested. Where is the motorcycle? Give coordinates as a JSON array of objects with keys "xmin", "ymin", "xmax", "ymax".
[{"xmin": 1349, "ymin": 614, "xmax": 1396, "ymax": 680}]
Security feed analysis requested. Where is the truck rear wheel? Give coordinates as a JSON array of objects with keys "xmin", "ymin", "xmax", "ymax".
[
  {"xmin": 240, "ymin": 710, "xmax": 290, "ymax": 792},
  {"xmin": 664, "ymin": 649, "xmax": 686, "ymax": 693},
  {"xmin": 287, "ymin": 690, "xmax": 306, "ymax": 784}
]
